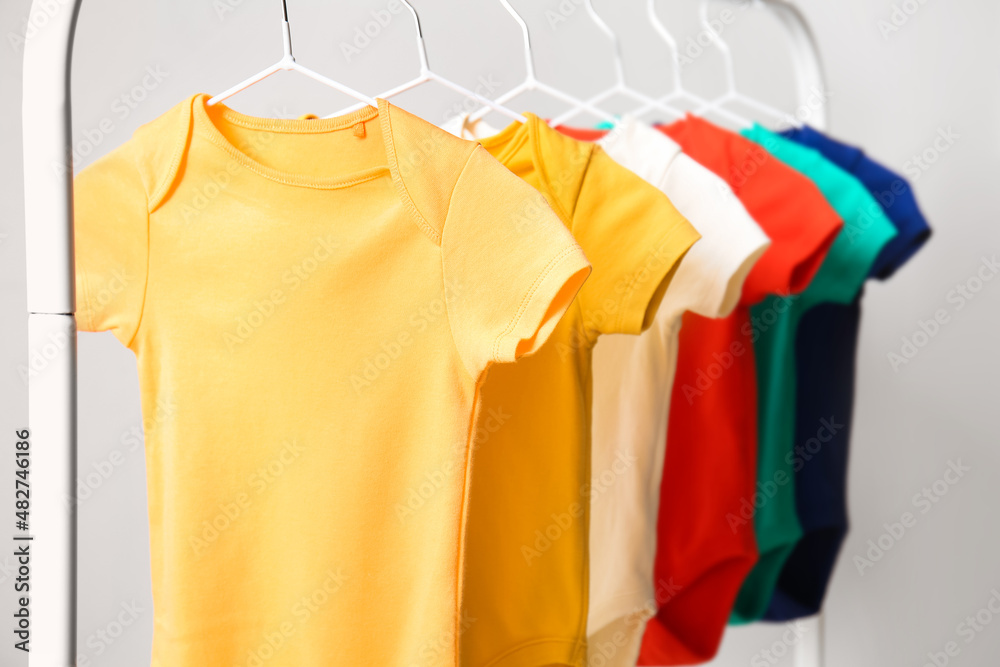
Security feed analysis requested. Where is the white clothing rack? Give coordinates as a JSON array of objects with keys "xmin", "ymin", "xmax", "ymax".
[{"xmin": 20, "ymin": 1, "xmax": 826, "ymax": 665}]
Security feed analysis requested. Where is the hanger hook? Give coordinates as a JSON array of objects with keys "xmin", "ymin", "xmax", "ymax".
[
  {"xmin": 279, "ymin": 0, "xmax": 294, "ymax": 61},
  {"xmin": 647, "ymin": 0, "xmax": 678, "ymax": 65},
  {"xmin": 699, "ymin": 0, "xmax": 738, "ymax": 93},
  {"xmin": 497, "ymin": 0, "xmax": 537, "ymax": 81},
  {"xmin": 648, "ymin": 0, "xmax": 688, "ymax": 95},
  {"xmin": 398, "ymin": 0, "xmax": 430, "ymax": 73},
  {"xmin": 583, "ymin": 0, "xmax": 626, "ymax": 87}
]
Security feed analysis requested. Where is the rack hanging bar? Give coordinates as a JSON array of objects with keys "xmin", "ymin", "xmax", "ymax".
[{"xmin": 22, "ymin": 0, "xmax": 85, "ymax": 665}]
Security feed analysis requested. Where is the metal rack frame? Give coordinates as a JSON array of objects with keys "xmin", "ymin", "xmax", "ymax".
[{"xmin": 19, "ymin": 1, "xmax": 827, "ymax": 664}]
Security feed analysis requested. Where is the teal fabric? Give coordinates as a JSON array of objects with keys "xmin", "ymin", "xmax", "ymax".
[{"xmin": 730, "ymin": 125, "xmax": 898, "ymax": 624}]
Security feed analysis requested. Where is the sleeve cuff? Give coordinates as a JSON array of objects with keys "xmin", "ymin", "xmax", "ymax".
[
  {"xmin": 617, "ymin": 223, "xmax": 702, "ymax": 336},
  {"xmin": 873, "ymin": 224, "xmax": 932, "ymax": 281},
  {"xmin": 493, "ymin": 244, "xmax": 592, "ymax": 363},
  {"xmin": 707, "ymin": 234, "xmax": 772, "ymax": 320}
]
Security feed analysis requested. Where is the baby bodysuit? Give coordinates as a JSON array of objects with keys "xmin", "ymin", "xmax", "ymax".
[
  {"xmin": 73, "ymin": 94, "xmax": 592, "ymax": 667},
  {"xmin": 762, "ymin": 125, "xmax": 931, "ymax": 620},
  {"xmin": 732, "ymin": 124, "xmax": 898, "ymax": 623},
  {"xmin": 445, "ymin": 113, "xmax": 700, "ymax": 667},
  {"xmin": 556, "ymin": 117, "xmax": 769, "ymax": 667}
]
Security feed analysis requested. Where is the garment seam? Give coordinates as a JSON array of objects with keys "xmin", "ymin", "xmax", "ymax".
[
  {"xmin": 482, "ymin": 636, "xmax": 587, "ymax": 667},
  {"xmin": 440, "ymin": 145, "xmax": 484, "ymax": 382},
  {"xmin": 218, "ymin": 103, "xmax": 377, "ymax": 133},
  {"xmin": 455, "ymin": 377, "xmax": 486, "ymax": 667},
  {"xmin": 149, "ymin": 96, "xmax": 194, "ymax": 210},
  {"xmin": 380, "ymin": 99, "xmax": 442, "ymax": 244},
  {"xmin": 532, "ymin": 117, "xmax": 585, "ymax": 226},
  {"xmin": 125, "ymin": 145, "xmax": 152, "ymax": 350},
  {"xmin": 192, "ymin": 94, "xmax": 394, "ymax": 192}
]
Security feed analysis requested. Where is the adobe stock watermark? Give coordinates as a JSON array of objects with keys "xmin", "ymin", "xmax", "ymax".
[
  {"xmin": 394, "ymin": 405, "xmax": 512, "ymax": 524},
  {"xmin": 588, "ymin": 579, "xmax": 684, "ymax": 666},
  {"xmin": 17, "ymin": 271, "xmax": 136, "ymax": 380},
  {"xmin": 189, "ymin": 439, "xmax": 306, "ymax": 557},
  {"xmin": 237, "ymin": 568, "xmax": 348, "ymax": 667},
  {"xmin": 903, "ymin": 126, "xmax": 959, "ymax": 182},
  {"xmin": 339, "ymin": 1, "xmax": 407, "ymax": 62},
  {"xmin": 55, "ymin": 65, "xmax": 170, "ymax": 176},
  {"xmin": 65, "ymin": 395, "xmax": 177, "ymax": 509},
  {"xmin": 75, "ymin": 600, "xmax": 145, "ymax": 666},
  {"xmin": 726, "ymin": 417, "xmax": 843, "ymax": 533},
  {"xmin": 853, "ymin": 459, "xmax": 970, "ymax": 575},
  {"xmin": 224, "ymin": 235, "xmax": 339, "ymax": 351},
  {"xmin": 887, "ymin": 255, "xmax": 998, "ymax": 371},
  {"xmin": 180, "ymin": 110, "xmax": 288, "ymax": 221},
  {"xmin": 17, "ymin": 328, "xmax": 73, "ymax": 386},
  {"xmin": 674, "ymin": 1, "xmax": 754, "ymax": 69},
  {"xmin": 394, "ymin": 461, "xmax": 458, "ymax": 524},
  {"xmin": 405, "ymin": 611, "xmax": 476, "ymax": 667},
  {"xmin": 556, "ymin": 236, "xmax": 688, "ymax": 360},
  {"xmin": 439, "ymin": 75, "xmax": 504, "ymax": 125},
  {"xmin": 7, "ymin": 0, "xmax": 74, "ymax": 53},
  {"xmin": 918, "ymin": 588, "xmax": 1000, "ymax": 667},
  {"xmin": 622, "ymin": 577, "xmax": 684, "ymax": 628},
  {"xmin": 19, "ymin": 261, "xmax": 136, "ymax": 383},
  {"xmin": 678, "ymin": 294, "xmax": 796, "ymax": 404},
  {"xmin": 878, "ymin": 0, "xmax": 933, "ymax": 40},
  {"xmin": 213, "ymin": 0, "xmax": 249, "ymax": 21},
  {"xmin": 349, "ymin": 279, "xmax": 463, "ymax": 393},
  {"xmin": 543, "ymin": 0, "xmax": 592, "ymax": 31},
  {"xmin": 750, "ymin": 621, "xmax": 810, "ymax": 667},
  {"xmin": 521, "ymin": 450, "xmax": 637, "ymax": 565},
  {"xmin": 868, "ymin": 128, "xmax": 958, "ymax": 212}
]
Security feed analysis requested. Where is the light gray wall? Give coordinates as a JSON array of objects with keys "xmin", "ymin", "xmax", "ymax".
[{"xmin": 1, "ymin": 1, "xmax": 997, "ymax": 665}]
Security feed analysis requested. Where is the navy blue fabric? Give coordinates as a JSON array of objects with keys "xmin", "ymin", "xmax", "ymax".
[
  {"xmin": 764, "ymin": 127, "xmax": 931, "ymax": 621},
  {"xmin": 780, "ymin": 125, "xmax": 932, "ymax": 279}
]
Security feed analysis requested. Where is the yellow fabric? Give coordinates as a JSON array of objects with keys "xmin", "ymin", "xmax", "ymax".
[
  {"xmin": 73, "ymin": 94, "xmax": 591, "ymax": 667},
  {"xmin": 458, "ymin": 115, "xmax": 701, "ymax": 667}
]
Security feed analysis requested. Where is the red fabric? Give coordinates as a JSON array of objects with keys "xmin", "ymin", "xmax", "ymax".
[{"xmin": 638, "ymin": 116, "xmax": 842, "ymax": 665}]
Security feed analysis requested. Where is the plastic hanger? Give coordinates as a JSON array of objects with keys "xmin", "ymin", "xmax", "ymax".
[
  {"xmin": 328, "ymin": 0, "xmax": 526, "ymax": 122},
  {"xmin": 549, "ymin": 0, "xmax": 684, "ymax": 127},
  {"xmin": 468, "ymin": 0, "xmax": 614, "ymax": 124},
  {"xmin": 634, "ymin": 0, "xmax": 751, "ymax": 129},
  {"xmin": 208, "ymin": 0, "xmax": 377, "ymax": 109},
  {"xmin": 691, "ymin": 0, "xmax": 794, "ymax": 125}
]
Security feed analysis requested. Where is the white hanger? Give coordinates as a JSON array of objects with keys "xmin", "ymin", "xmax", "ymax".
[
  {"xmin": 635, "ymin": 0, "xmax": 752, "ymax": 129},
  {"xmin": 208, "ymin": 0, "xmax": 377, "ymax": 110},
  {"xmin": 329, "ymin": 0, "xmax": 525, "ymax": 122},
  {"xmin": 692, "ymin": 0, "xmax": 795, "ymax": 125},
  {"xmin": 468, "ymin": 0, "xmax": 614, "ymax": 124},
  {"xmin": 549, "ymin": 0, "xmax": 684, "ymax": 127}
]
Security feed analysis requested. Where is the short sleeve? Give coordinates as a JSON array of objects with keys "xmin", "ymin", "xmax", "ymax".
[
  {"xmin": 73, "ymin": 142, "xmax": 150, "ymax": 347},
  {"xmin": 658, "ymin": 153, "xmax": 771, "ymax": 321},
  {"xmin": 572, "ymin": 147, "xmax": 701, "ymax": 337},
  {"xmin": 853, "ymin": 157, "xmax": 932, "ymax": 280},
  {"xmin": 729, "ymin": 139, "xmax": 842, "ymax": 304},
  {"xmin": 442, "ymin": 145, "xmax": 591, "ymax": 378},
  {"xmin": 810, "ymin": 181, "xmax": 899, "ymax": 305}
]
